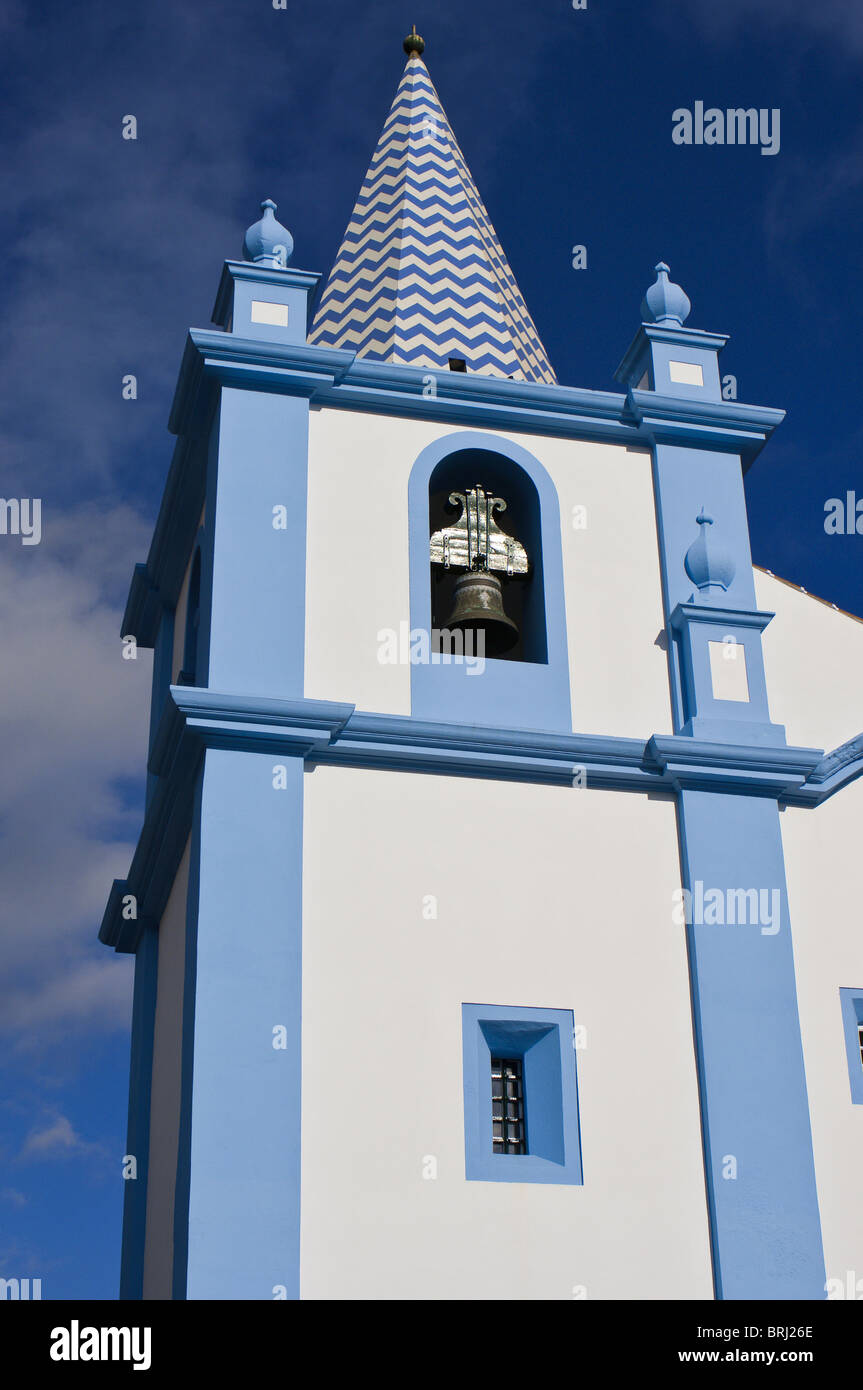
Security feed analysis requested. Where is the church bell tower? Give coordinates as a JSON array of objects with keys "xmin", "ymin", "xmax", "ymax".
[{"xmin": 101, "ymin": 29, "xmax": 863, "ymax": 1302}]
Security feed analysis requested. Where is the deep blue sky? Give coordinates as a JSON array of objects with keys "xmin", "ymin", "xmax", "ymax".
[{"xmin": 0, "ymin": 0, "xmax": 860, "ymax": 1299}]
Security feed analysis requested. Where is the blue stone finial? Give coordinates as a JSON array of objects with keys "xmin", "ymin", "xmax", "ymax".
[
  {"xmin": 684, "ymin": 509, "xmax": 736, "ymax": 600},
  {"xmin": 641, "ymin": 261, "xmax": 691, "ymax": 326},
  {"xmin": 243, "ymin": 198, "xmax": 294, "ymax": 268}
]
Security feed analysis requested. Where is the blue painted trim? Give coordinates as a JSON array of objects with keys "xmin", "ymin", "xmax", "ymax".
[
  {"xmin": 461, "ymin": 1003, "xmax": 582, "ymax": 1185},
  {"xmin": 181, "ymin": 748, "xmax": 304, "ymax": 1299},
  {"xmin": 839, "ymin": 989, "xmax": 863, "ymax": 1105},
  {"xmin": 118, "ymin": 921, "xmax": 158, "ymax": 1300},
  {"xmin": 669, "ymin": 601, "xmax": 785, "ymax": 746},
  {"xmin": 648, "ymin": 429, "xmax": 826, "ymax": 1298},
  {"xmin": 99, "ymin": 727, "xmax": 202, "ymax": 952},
  {"xmin": 169, "ymin": 330, "xmax": 782, "ymax": 461},
  {"xmin": 407, "ymin": 430, "xmax": 572, "ymax": 732},
  {"xmin": 206, "ymin": 388, "xmax": 309, "ymax": 699},
  {"xmin": 123, "ymin": 329, "xmax": 783, "ymax": 658},
  {"xmin": 179, "ymin": 547, "xmax": 201, "ymax": 682},
  {"xmin": 794, "ymin": 733, "xmax": 863, "ymax": 804},
  {"xmin": 616, "ymin": 322, "xmax": 729, "ymax": 389},
  {"xmin": 676, "ymin": 790, "xmax": 826, "ymax": 1298},
  {"xmin": 650, "ymin": 440, "xmax": 765, "ymax": 739},
  {"xmin": 212, "ymin": 261, "xmax": 321, "ymax": 333},
  {"xmin": 146, "ymin": 606, "xmax": 175, "ymax": 806},
  {"xmin": 100, "ymin": 687, "xmax": 859, "ymax": 952},
  {"xmin": 172, "ymin": 767, "xmax": 203, "ymax": 1299},
  {"xmin": 124, "ymin": 565, "xmax": 162, "ymax": 649},
  {"xmin": 123, "ymin": 435, "xmax": 208, "ymax": 647}
]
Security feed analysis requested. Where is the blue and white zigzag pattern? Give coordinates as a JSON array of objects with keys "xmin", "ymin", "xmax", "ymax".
[{"xmin": 309, "ymin": 56, "xmax": 556, "ymax": 384}]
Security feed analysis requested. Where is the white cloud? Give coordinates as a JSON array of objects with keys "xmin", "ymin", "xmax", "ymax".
[
  {"xmin": 20, "ymin": 1113, "xmax": 104, "ymax": 1161},
  {"xmin": 0, "ymin": 504, "xmax": 151, "ymax": 1046}
]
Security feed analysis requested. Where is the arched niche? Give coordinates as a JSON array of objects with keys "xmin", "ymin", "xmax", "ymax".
[
  {"xmin": 408, "ymin": 431, "xmax": 572, "ymax": 733},
  {"xmin": 428, "ymin": 448, "xmax": 546, "ymax": 665}
]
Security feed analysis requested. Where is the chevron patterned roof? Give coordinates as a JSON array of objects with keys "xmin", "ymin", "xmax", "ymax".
[{"xmin": 308, "ymin": 49, "xmax": 556, "ymax": 384}]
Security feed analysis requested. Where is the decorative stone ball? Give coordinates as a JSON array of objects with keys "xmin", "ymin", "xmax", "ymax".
[{"xmin": 403, "ymin": 28, "xmax": 425, "ymax": 56}]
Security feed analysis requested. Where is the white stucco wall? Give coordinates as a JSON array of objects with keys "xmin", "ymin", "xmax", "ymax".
[
  {"xmin": 299, "ymin": 764, "xmax": 712, "ymax": 1299},
  {"xmin": 304, "ymin": 409, "xmax": 672, "ymax": 738},
  {"xmin": 142, "ymin": 837, "xmax": 190, "ymax": 1300},
  {"xmin": 756, "ymin": 569, "xmax": 863, "ymax": 754},
  {"xmin": 756, "ymin": 569, "xmax": 863, "ymax": 1289},
  {"xmin": 781, "ymin": 781, "xmax": 863, "ymax": 1291}
]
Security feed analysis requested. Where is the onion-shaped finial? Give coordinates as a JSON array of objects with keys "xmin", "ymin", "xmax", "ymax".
[
  {"xmin": 242, "ymin": 198, "xmax": 294, "ymax": 268},
  {"xmin": 641, "ymin": 261, "xmax": 691, "ymax": 327},
  {"xmin": 684, "ymin": 510, "xmax": 736, "ymax": 598}
]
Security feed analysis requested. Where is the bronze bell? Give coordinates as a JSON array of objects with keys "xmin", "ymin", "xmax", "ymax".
[{"xmin": 444, "ymin": 568, "xmax": 519, "ymax": 656}]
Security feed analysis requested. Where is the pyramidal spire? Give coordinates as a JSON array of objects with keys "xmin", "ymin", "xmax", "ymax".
[{"xmin": 309, "ymin": 33, "xmax": 556, "ymax": 384}]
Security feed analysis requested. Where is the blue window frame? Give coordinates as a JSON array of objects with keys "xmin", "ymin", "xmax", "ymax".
[
  {"xmin": 461, "ymin": 1003, "xmax": 583, "ymax": 1184},
  {"xmin": 839, "ymin": 989, "xmax": 863, "ymax": 1104}
]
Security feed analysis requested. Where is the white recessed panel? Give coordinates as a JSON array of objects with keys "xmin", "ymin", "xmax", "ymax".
[
  {"xmin": 669, "ymin": 360, "xmax": 704, "ymax": 386},
  {"xmin": 251, "ymin": 300, "xmax": 290, "ymax": 327},
  {"xmin": 709, "ymin": 640, "xmax": 750, "ymax": 702}
]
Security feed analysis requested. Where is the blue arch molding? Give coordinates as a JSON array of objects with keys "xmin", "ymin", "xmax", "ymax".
[{"xmin": 408, "ymin": 430, "xmax": 571, "ymax": 732}]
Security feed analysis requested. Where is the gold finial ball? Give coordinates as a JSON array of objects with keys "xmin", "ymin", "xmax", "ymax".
[{"xmin": 403, "ymin": 25, "xmax": 425, "ymax": 57}]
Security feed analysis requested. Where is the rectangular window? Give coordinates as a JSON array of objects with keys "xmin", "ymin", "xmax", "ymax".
[
  {"xmin": 462, "ymin": 1003, "xmax": 583, "ymax": 1185},
  {"xmin": 491, "ymin": 1057, "xmax": 526, "ymax": 1154},
  {"xmin": 839, "ymin": 989, "xmax": 863, "ymax": 1104}
]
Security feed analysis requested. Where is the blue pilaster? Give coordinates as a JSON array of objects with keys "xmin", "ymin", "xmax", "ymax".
[
  {"xmin": 678, "ymin": 792, "xmax": 825, "ymax": 1298},
  {"xmin": 175, "ymin": 748, "xmax": 304, "ymax": 1300},
  {"xmin": 623, "ymin": 264, "xmax": 826, "ymax": 1297},
  {"xmin": 206, "ymin": 387, "xmax": 309, "ymax": 697},
  {"xmin": 118, "ymin": 921, "xmax": 158, "ymax": 1300}
]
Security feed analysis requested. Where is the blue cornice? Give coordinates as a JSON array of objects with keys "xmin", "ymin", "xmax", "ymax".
[
  {"xmin": 168, "ymin": 329, "xmax": 782, "ymax": 460},
  {"xmin": 646, "ymin": 735, "xmax": 816, "ymax": 795},
  {"xmin": 122, "ymin": 432, "xmax": 209, "ymax": 643},
  {"xmin": 626, "ymin": 390, "xmax": 784, "ymax": 467},
  {"xmin": 786, "ymin": 732, "xmax": 863, "ymax": 806},
  {"xmin": 122, "ymin": 563, "xmax": 161, "ymax": 646},
  {"xmin": 130, "ymin": 313, "xmax": 786, "ymax": 641},
  {"xmin": 99, "ymin": 713, "xmax": 204, "ymax": 951},
  {"xmin": 113, "ymin": 328, "xmax": 787, "ymax": 634},
  {"xmin": 101, "ymin": 687, "xmax": 862, "ymax": 951},
  {"xmin": 669, "ymin": 601, "xmax": 775, "ymax": 632}
]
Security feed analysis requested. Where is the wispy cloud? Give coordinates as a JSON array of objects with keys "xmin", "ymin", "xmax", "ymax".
[
  {"xmin": 1, "ymin": 1188, "xmax": 28, "ymax": 1208},
  {"xmin": 20, "ymin": 1113, "xmax": 104, "ymax": 1162}
]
